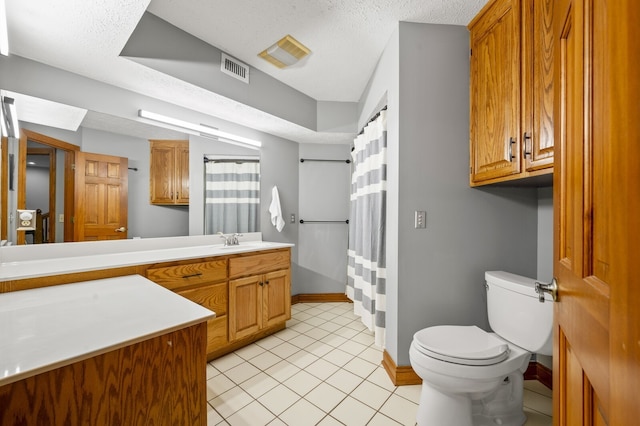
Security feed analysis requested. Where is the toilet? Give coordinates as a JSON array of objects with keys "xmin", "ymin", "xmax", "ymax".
[{"xmin": 409, "ymin": 271, "xmax": 553, "ymax": 426}]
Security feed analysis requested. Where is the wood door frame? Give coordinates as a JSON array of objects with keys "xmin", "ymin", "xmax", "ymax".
[{"xmin": 17, "ymin": 130, "xmax": 79, "ymax": 245}]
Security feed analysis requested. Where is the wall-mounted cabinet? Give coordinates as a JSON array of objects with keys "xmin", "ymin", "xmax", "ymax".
[
  {"xmin": 469, "ymin": 0, "xmax": 554, "ymax": 186},
  {"xmin": 149, "ymin": 140, "xmax": 189, "ymax": 205}
]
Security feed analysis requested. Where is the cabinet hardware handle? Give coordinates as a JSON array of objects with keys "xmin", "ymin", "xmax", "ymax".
[
  {"xmin": 523, "ymin": 132, "xmax": 532, "ymax": 158},
  {"xmin": 509, "ymin": 137, "xmax": 516, "ymax": 162},
  {"xmin": 182, "ymin": 272, "xmax": 203, "ymax": 279},
  {"xmin": 265, "ymin": 281, "xmax": 270, "ymax": 285},
  {"xmin": 259, "ymin": 281, "xmax": 264, "ymax": 286}
]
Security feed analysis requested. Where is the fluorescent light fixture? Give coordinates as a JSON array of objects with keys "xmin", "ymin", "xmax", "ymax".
[
  {"xmin": 0, "ymin": 0, "xmax": 8, "ymax": 56},
  {"xmin": 1, "ymin": 96, "xmax": 18, "ymax": 138},
  {"xmin": 259, "ymin": 35, "xmax": 310, "ymax": 68},
  {"xmin": 2, "ymin": 90, "xmax": 87, "ymax": 131},
  {"xmin": 138, "ymin": 110, "xmax": 262, "ymax": 149}
]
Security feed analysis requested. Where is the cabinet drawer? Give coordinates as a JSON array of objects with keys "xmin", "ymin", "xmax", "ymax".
[
  {"xmin": 229, "ymin": 250, "xmax": 290, "ymax": 278},
  {"xmin": 146, "ymin": 259, "xmax": 227, "ymax": 290},
  {"xmin": 177, "ymin": 282, "xmax": 227, "ymax": 316}
]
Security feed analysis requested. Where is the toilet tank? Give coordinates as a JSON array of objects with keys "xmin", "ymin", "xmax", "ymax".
[{"xmin": 485, "ymin": 271, "xmax": 553, "ymax": 355}]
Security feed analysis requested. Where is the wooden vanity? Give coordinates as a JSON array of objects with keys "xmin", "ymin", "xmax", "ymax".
[
  {"xmin": 0, "ymin": 275, "xmax": 214, "ymax": 425},
  {"xmin": 0, "ymin": 237, "xmax": 293, "ymax": 360}
]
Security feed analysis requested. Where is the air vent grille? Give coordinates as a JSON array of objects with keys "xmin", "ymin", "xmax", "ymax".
[{"xmin": 221, "ymin": 53, "xmax": 249, "ymax": 84}]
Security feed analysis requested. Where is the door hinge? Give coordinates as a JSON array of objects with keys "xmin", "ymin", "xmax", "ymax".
[{"xmin": 71, "ymin": 216, "xmax": 75, "ymax": 224}]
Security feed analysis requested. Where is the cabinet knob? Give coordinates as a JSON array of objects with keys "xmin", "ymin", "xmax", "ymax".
[{"xmin": 259, "ymin": 282, "xmax": 264, "ymax": 286}]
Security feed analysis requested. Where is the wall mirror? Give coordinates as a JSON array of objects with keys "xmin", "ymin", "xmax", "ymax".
[
  {"xmin": 203, "ymin": 155, "xmax": 260, "ymax": 235},
  {"xmin": 0, "ymin": 90, "xmax": 262, "ymax": 246}
]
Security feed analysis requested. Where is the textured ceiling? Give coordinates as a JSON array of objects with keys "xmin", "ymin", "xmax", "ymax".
[{"xmin": 5, "ymin": 0, "xmax": 488, "ymax": 143}]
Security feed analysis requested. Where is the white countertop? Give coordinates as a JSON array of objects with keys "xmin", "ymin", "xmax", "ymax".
[
  {"xmin": 0, "ymin": 275, "xmax": 215, "ymax": 386},
  {"xmin": 0, "ymin": 237, "xmax": 293, "ymax": 282}
]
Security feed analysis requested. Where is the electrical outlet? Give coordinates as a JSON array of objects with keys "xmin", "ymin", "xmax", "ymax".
[
  {"xmin": 415, "ymin": 211, "xmax": 426, "ymax": 229},
  {"xmin": 59, "ymin": 214, "xmax": 64, "ymax": 223}
]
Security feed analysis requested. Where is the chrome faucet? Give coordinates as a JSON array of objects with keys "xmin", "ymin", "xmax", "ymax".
[{"xmin": 217, "ymin": 232, "xmax": 243, "ymax": 246}]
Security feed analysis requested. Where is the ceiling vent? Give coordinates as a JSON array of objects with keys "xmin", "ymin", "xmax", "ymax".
[{"xmin": 221, "ymin": 53, "xmax": 249, "ymax": 84}]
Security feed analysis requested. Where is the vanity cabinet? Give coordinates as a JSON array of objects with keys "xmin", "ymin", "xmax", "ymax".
[
  {"xmin": 144, "ymin": 248, "xmax": 291, "ymax": 359},
  {"xmin": 149, "ymin": 140, "xmax": 189, "ymax": 205},
  {"xmin": 228, "ymin": 251, "xmax": 291, "ymax": 341},
  {"xmin": 145, "ymin": 259, "xmax": 228, "ymax": 355},
  {"xmin": 468, "ymin": 0, "xmax": 554, "ymax": 186}
]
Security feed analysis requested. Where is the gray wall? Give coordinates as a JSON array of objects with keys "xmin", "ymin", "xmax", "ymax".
[
  {"xmin": 359, "ymin": 22, "xmax": 540, "ymax": 366},
  {"xmin": 297, "ymin": 143, "xmax": 351, "ymax": 294},
  {"xmin": 537, "ymin": 186, "xmax": 553, "ymax": 282}
]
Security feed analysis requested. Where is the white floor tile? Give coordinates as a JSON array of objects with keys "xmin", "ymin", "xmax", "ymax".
[
  {"xmin": 279, "ymin": 398, "xmax": 326, "ymax": 426},
  {"xmin": 283, "ymin": 370, "xmax": 322, "ymax": 396},
  {"xmin": 264, "ymin": 359, "xmax": 301, "ymax": 383},
  {"xmin": 378, "ymin": 394, "xmax": 419, "ymax": 426},
  {"xmin": 239, "ymin": 372, "xmax": 279, "ymax": 399},
  {"xmin": 207, "ymin": 373, "xmax": 237, "ymax": 401},
  {"xmin": 205, "ymin": 302, "xmax": 553, "ymax": 426},
  {"xmin": 326, "ymin": 369, "xmax": 365, "ymax": 394},
  {"xmin": 350, "ymin": 380, "xmax": 392, "ymax": 410},
  {"xmin": 209, "ymin": 386, "xmax": 254, "ymax": 419},
  {"xmin": 330, "ymin": 396, "xmax": 376, "ymax": 426},
  {"xmin": 225, "ymin": 361, "xmax": 261, "ymax": 385},
  {"xmin": 305, "ymin": 358, "xmax": 341, "ymax": 380},
  {"xmin": 226, "ymin": 400, "xmax": 275, "ymax": 426},
  {"xmin": 269, "ymin": 341, "xmax": 300, "ymax": 359},
  {"xmin": 257, "ymin": 384, "xmax": 300, "ymax": 416},
  {"xmin": 304, "ymin": 382, "xmax": 347, "ymax": 412}
]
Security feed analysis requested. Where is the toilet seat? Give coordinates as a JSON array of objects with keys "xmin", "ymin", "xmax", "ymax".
[{"xmin": 413, "ymin": 325, "xmax": 510, "ymax": 366}]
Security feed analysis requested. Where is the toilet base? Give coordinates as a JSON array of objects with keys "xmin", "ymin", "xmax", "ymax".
[{"xmin": 416, "ymin": 372, "xmax": 527, "ymax": 426}]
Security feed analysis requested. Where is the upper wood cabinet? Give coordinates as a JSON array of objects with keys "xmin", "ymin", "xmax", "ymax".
[
  {"xmin": 149, "ymin": 140, "xmax": 189, "ymax": 205},
  {"xmin": 469, "ymin": 0, "xmax": 554, "ymax": 186}
]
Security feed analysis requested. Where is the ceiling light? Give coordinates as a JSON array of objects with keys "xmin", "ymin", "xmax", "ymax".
[
  {"xmin": 1, "ymin": 96, "xmax": 19, "ymax": 138},
  {"xmin": 0, "ymin": 0, "xmax": 8, "ymax": 56},
  {"xmin": 259, "ymin": 35, "xmax": 310, "ymax": 68},
  {"xmin": 138, "ymin": 110, "xmax": 262, "ymax": 149},
  {"xmin": 3, "ymin": 90, "xmax": 87, "ymax": 131}
]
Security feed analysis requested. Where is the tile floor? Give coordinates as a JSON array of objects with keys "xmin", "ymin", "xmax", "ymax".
[{"xmin": 206, "ymin": 302, "xmax": 552, "ymax": 425}]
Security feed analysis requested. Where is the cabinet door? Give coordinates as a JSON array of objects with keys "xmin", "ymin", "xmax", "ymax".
[
  {"xmin": 177, "ymin": 282, "xmax": 228, "ymax": 353},
  {"xmin": 150, "ymin": 144, "xmax": 175, "ymax": 204},
  {"xmin": 176, "ymin": 144, "xmax": 190, "ymax": 204},
  {"xmin": 470, "ymin": 0, "xmax": 521, "ymax": 183},
  {"xmin": 262, "ymin": 269, "xmax": 291, "ymax": 328},
  {"xmin": 229, "ymin": 275, "xmax": 262, "ymax": 341},
  {"xmin": 522, "ymin": 0, "xmax": 555, "ymax": 171}
]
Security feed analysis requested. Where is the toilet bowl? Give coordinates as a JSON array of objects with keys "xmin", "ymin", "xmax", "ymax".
[{"xmin": 409, "ymin": 271, "xmax": 553, "ymax": 426}]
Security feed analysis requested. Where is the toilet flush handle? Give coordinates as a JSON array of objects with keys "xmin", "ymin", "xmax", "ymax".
[{"xmin": 535, "ymin": 278, "xmax": 558, "ymax": 303}]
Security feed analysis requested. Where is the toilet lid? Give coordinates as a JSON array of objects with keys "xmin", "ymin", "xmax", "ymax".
[{"xmin": 413, "ymin": 326, "xmax": 510, "ymax": 366}]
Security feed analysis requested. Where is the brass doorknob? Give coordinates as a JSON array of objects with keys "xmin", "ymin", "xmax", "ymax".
[{"xmin": 115, "ymin": 227, "xmax": 127, "ymax": 232}]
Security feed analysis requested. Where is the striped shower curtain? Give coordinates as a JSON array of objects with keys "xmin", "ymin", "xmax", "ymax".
[
  {"xmin": 204, "ymin": 160, "xmax": 260, "ymax": 234},
  {"xmin": 346, "ymin": 109, "xmax": 387, "ymax": 347}
]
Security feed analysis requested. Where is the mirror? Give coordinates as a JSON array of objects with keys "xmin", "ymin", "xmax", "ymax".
[{"xmin": 0, "ymin": 90, "xmax": 262, "ymax": 245}]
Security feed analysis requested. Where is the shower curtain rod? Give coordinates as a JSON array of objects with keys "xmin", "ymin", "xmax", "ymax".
[
  {"xmin": 357, "ymin": 105, "xmax": 388, "ymax": 135},
  {"xmin": 299, "ymin": 219, "xmax": 349, "ymax": 224},
  {"xmin": 203, "ymin": 158, "xmax": 260, "ymax": 163},
  {"xmin": 299, "ymin": 158, "xmax": 351, "ymax": 164}
]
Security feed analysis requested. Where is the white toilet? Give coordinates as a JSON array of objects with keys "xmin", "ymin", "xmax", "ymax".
[{"xmin": 409, "ymin": 271, "xmax": 553, "ymax": 426}]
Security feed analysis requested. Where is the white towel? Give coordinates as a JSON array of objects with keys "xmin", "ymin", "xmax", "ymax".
[{"xmin": 269, "ymin": 186, "xmax": 285, "ymax": 232}]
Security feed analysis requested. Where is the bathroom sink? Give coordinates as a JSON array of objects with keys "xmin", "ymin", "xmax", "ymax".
[{"xmin": 216, "ymin": 241, "xmax": 277, "ymax": 250}]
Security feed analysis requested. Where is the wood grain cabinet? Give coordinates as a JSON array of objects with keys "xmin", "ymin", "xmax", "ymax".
[
  {"xmin": 146, "ymin": 259, "xmax": 229, "ymax": 355},
  {"xmin": 469, "ymin": 0, "xmax": 554, "ymax": 186},
  {"xmin": 228, "ymin": 251, "xmax": 291, "ymax": 342},
  {"xmin": 145, "ymin": 248, "xmax": 291, "ymax": 360},
  {"xmin": 149, "ymin": 140, "xmax": 189, "ymax": 205}
]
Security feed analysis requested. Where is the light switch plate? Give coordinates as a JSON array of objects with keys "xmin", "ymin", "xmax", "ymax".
[{"xmin": 415, "ymin": 211, "xmax": 426, "ymax": 229}]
